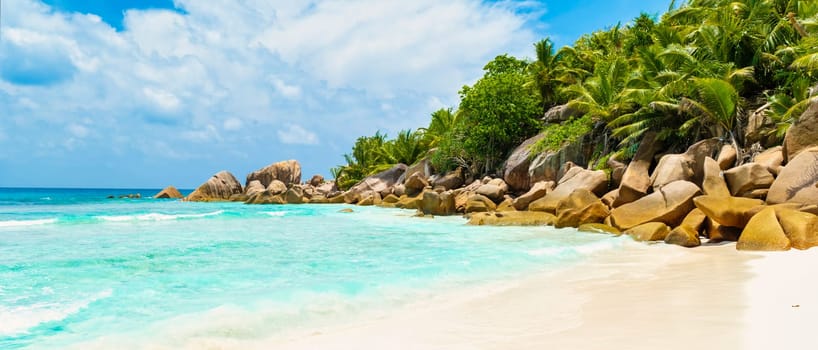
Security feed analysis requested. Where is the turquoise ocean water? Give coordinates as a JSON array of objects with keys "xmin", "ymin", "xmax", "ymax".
[{"xmin": 0, "ymin": 188, "xmax": 628, "ymax": 348}]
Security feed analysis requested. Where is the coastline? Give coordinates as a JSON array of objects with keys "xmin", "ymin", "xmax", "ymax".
[{"xmin": 256, "ymin": 242, "xmax": 816, "ymax": 350}]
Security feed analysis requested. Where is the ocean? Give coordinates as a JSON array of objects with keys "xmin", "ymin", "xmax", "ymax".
[{"xmin": 0, "ymin": 187, "xmax": 629, "ymax": 349}]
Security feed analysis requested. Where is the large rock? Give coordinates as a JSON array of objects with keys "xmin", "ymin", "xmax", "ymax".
[
  {"xmin": 503, "ymin": 133, "xmax": 546, "ymax": 192},
  {"xmin": 783, "ymin": 100, "xmax": 818, "ymax": 163},
  {"xmin": 737, "ymin": 207, "xmax": 791, "ymax": 251},
  {"xmin": 745, "ymin": 104, "xmax": 776, "ymax": 147},
  {"xmin": 554, "ymin": 189, "xmax": 609, "ymax": 228},
  {"xmin": 476, "ymin": 179, "xmax": 508, "ymax": 203},
  {"xmin": 404, "ymin": 172, "xmax": 429, "ymax": 196},
  {"xmin": 530, "ymin": 167, "xmax": 608, "ymax": 214},
  {"xmin": 775, "ymin": 208, "xmax": 818, "ymax": 250},
  {"xmin": 245, "ymin": 191, "xmax": 285, "ymax": 204},
  {"xmin": 345, "ymin": 164, "xmax": 407, "ymax": 203},
  {"xmin": 420, "ymin": 190, "xmax": 456, "ymax": 216},
  {"xmin": 186, "ymin": 171, "xmax": 243, "ymax": 202},
  {"xmin": 753, "ymin": 146, "xmax": 784, "ymax": 176},
  {"xmin": 723, "ymin": 163, "xmax": 775, "ymax": 197},
  {"xmin": 609, "ymin": 180, "xmax": 701, "ymax": 230},
  {"xmin": 267, "ymin": 180, "xmax": 287, "ymax": 195},
  {"xmin": 512, "ymin": 181, "xmax": 554, "ymax": 210},
  {"xmin": 693, "ymin": 196, "xmax": 764, "ymax": 228},
  {"xmin": 615, "ymin": 132, "xmax": 660, "ymax": 207},
  {"xmin": 465, "ymin": 194, "xmax": 496, "ymax": 213},
  {"xmin": 528, "ymin": 135, "xmax": 594, "ymax": 185},
  {"xmin": 432, "ymin": 167, "xmax": 465, "ymax": 191},
  {"xmin": 702, "ymin": 157, "xmax": 730, "ymax": 197},
  {"xmin": 154, "ymin": 186, "xmax": 183, "ymax": 199},
  {"xmin": 467, "ymin": 211, "xmax": 556, "ymax": 226},
  {"xmin": 706, "ymin": 218, "xmax": 742, "ymax": 242},
  {"xmin": 650, "ymin": 154, "xmax": 694, "ymax": 190},
  {"xmin": 767, "ymin": 147, "xmax": 818, "ymax": 205},
  {"xmin": 684, "ymin": 138, "xmax": 722, "ymax": 186},
  {"xmin": 626, "ymin": 222, "xmax": 671, "ymax": 242},
  {"xmin": 244, "ymin": 180, "xmax": 266, "ymax": 197},
  {"xmin": 285, "ymin": 186, "xmax": 305, "ymax": 204},
  {"xmin": 246, "ymin": 160, "xmax": 301, "ymax": 188},
  {"xmin": 542, "ymin": 104, "xmax": 581, "ymax": 123},
  {"xmin": 717, "ymin": 144, "xmax": 738, "ymax": 170},
  {"xmin": 664, "ymin": 209, "xmax": 707, "ymax": 247},
  {"xmin": 309, "ymin": 174, "xmax": 325, "ymax": 187},
  {"xmin": 404, "ymin": 157, "xmax": 433, "ymax": 183}
]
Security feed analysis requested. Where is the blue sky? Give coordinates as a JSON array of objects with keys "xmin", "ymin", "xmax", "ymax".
[{"xmin": 0, "ymin": 0, "xmax": 669, "ymax": 188}]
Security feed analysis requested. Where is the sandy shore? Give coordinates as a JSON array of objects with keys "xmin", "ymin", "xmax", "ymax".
[{"xmin": 253, "ymin": 242, "xmax": 817, "ymax": 350}]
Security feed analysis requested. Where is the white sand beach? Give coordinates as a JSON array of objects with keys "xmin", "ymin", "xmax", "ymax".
[{"xmin": 258, "ymin": 242, "xmax": 818, "ymax": 350}]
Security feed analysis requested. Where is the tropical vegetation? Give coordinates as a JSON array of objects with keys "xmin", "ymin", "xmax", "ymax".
[{"xmin": 333, "ymin": 0, "xmax": 818, "ymax": 188}]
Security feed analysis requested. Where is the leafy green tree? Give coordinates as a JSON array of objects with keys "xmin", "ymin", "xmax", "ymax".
[{"xmin": 446, "ymin": 55, "xmax": 542, "ymax": 175}]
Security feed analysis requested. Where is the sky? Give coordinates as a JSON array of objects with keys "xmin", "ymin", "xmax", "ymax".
[{"xmin": 0, "ymin": 0, "xmax": 670, "ymax": 189}]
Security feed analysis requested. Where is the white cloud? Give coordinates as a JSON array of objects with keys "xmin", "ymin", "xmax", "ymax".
[
  {"xmin": 223, "ymin": 117, "xmax": 243, "ymax": 131},
  {"xmin": 272, "ymin": 78, "xmax": 302, "ymax": 99},
  {"xmin": 67, "ymin": 123, "xmax": 89, "ymax": 138},
  {"xmin": 0, "ymin": 0, "xmax": 541, "ymax": 185},
  {"xmin": 278, "ymin": 124, "xmax": 319, "ymax": 145}
]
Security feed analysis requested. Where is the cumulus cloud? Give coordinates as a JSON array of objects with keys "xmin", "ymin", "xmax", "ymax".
[
  {"xmin": 278, "ymin": 124, "xmax": 319, "ymax": 145},
  {"xmin": 0, "ymin": 0, "xmax": 542, "ymax": 186}
]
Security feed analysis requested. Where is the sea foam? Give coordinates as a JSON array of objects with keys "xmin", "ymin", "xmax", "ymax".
[
  {"xmin": 0, "ymin": 289, "xmax": 112, "ymax": 336},
  {"xmin": 0, "ymin": 218, "xmax": 58, "ymax": 228},
  {"xmin": 96, "ymin": 210, "xmax": 225, "ymax": 222}
]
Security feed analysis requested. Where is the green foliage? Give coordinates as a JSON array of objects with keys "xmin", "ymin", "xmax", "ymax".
[
  {"xmin": 334, "ymin": 0, "xmax": 818, "ymax": 180},
  {"xmin": 453, "ymin": 55, "xmax": 543, "ymax": 175},
  {"xmin": 531, "ymin": 114, "xmax": 594, "ymax": 154},
  {"xmin": 333, "ymin": 129, "xmax": 429, "ymax": 190}
]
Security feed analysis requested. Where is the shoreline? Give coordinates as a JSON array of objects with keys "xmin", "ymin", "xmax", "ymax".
[{"xmin": 255, "ymin": 242, "xmax": 816, "ymax": 350}]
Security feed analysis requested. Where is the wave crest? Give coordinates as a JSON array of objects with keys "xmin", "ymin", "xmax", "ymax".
[
  {"xmin": 96, "ymin": 210, "xmax": 225, "ymax": 222},
  {"xmin": 0, "ymin": 218, "xmax": 58, "ymax": 228}
]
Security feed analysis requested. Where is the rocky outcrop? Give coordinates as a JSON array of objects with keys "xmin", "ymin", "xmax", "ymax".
[
  {"xmin": 420, "ymin": 190, "xmax": 456, "ymax": 216},
  {"xmin": 476, "ymin": 179, "xmax": 508, "ymax": 203},
  {"xmin": 737, "ymin": 207, "xmax": 791, "ymax": 251},
  {"xmin": 244, "ymin": 180, "xmax": 266, "ymax": 197},
  {"xmin": 753, "ymin": 146, "xmax": 784, "ymax": 175},
  {"xmin": 432, "ymin": 167, "xmax": 465, "ymax": 191},
  {"xmin": 650, "ymin": 154, "xmax": 694, "ymax": 190},
  {"xmin": 309, "ymin": 174, "xmax": 325, "ymax": 187},
  {"xmin": 345, "ymin": 164, "xmax": 407, "ymax": 203},
  {"xmin": 554, "ymin": 189, "xmax": 609, "ymax": 228},
  {"xmin": 767, "ymin": 147, "xmax": 818, "ymax": 206},
  {"xmin": 154, "ymin": 186, "xmax": 183, "ymax": 199},
  {"xmin": 246, "ymin": 160, "xmax": 301, "ymax": 188},
  {"xmin": 717, "ymin": 144, "xmax": 738, "ymax": 170},
  {"xmin": 465, "ymin": 194, "xmax": 496, "ymax": 213},
  {"xmin": 665, "ymin": 209, "xmax": 707, "ymax": 247},
  {"xmin": 267, "ymin": 180, "xmax": 287, "ymax": 195},
  {"xmin": 542, "ymin": 104, "xmax": 581, "ymax": 123},
  {"xmin": 626, "ymin": 222, "xmax": 671, "ymax": 242},
  {"xmin": 723, "ymin": 163, "xmax": 775, "ymax": 197},
  {"xmin": 404, "ymin": 172, "xmax": 429, "ymax": 196},
  {"xmin": 745, "ymin": 104, "xmax": 776, "ymax": 147},
  {"xmin": 503, "ymin": 133, "xmax": 545, "ymax": 192},
  {"xmin": 468, "ymin": 211, "xmax": 556, "ymax": 226},
  {"xmin": 186, "ymin": 171, "xmax": 243, "ymax": 202},
  {"xmin": 404, "ymin": 157, "xmax": 433, "ymax": 183},
  {"xmin": 285, "ymin": 186, "xmax": 305, "ymax": 204},
  {"xmin": 693, "ymin": 196, "xmax": 764, "ymax": 228},
  {"xmin": 528, "ymin": 138, "xmax": 593, "ymax": 186},
  {"xmin": 615, "ymin": 132, "xmax": 660, "ymax": 207},
  {"xmin": 776, "ymin": 208, "xmax": 818, "ymax": 250},
  {"xmin": 512, "ymin": 181, "xmax": 553, "ymax": 210},
  {"xmin": 702, "ymin": 157, "xmax": 731, "ymax": 197},
  {"xmin": 783, "ymin": 100, "xmax": 818, "ymax": 163},
  {"xmin": 529, "ymin": 167, "xmax": 608, "ymax": 214},
  {"xmin": 609, "ymin": 180, "xmax": 701, "ymax": 230}
]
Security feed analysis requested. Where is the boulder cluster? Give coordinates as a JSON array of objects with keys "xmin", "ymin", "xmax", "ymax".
[{"xmin": 159, "ymin": 103, "xmax": 818, "ymax": 252}]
